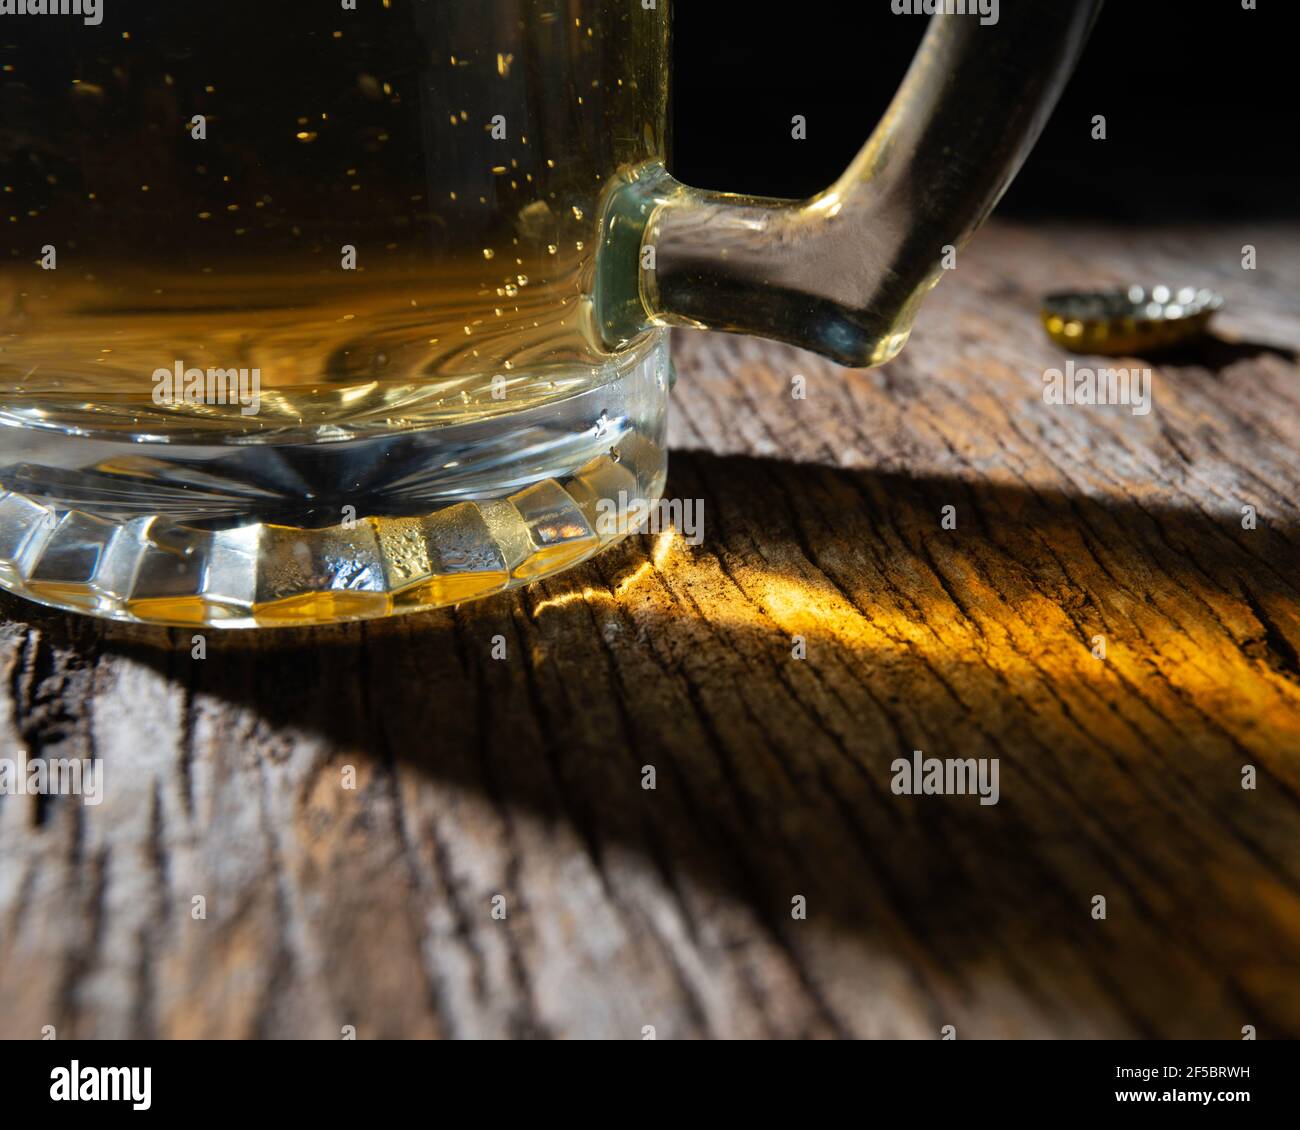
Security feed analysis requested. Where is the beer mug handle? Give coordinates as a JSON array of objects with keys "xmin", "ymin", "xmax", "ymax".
[{"xmin": 597, "ymin": 2, "xmax": 1104, "ymax": 366}]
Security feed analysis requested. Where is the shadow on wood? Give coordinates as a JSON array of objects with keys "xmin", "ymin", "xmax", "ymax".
[
  {"xmin": 3, "ymin": 451, "xmax": 1298, "ymax": 1038},
  {"xmin": 1130, "ymin": 334, "xmax": 1300, "ymax": 375}
]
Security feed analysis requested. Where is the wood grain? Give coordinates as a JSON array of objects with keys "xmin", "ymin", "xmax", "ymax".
[{"xmin": 1, "ymin": 219, "xmax": 1297, "ymax": 1039}]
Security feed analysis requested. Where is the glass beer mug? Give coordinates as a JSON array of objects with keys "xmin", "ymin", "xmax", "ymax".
[{"xmin": 0, "ymin": 1, "xmax": 1099, "ymax": 627}]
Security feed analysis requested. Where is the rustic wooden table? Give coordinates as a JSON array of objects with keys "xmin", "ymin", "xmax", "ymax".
[{"xmin": 2, "ymin": 221, "xmax": 1297, "ymax": 1039}]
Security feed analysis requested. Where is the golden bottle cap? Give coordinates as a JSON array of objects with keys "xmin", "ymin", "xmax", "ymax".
[{"xmin": 1041, "ymin": 286, "xmax": 1223, "ymax": 355}]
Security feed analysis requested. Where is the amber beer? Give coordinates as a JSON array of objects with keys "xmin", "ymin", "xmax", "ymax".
[{"xmin": 1, "ymin": 1, "xmax": 669, "ymax": 431}]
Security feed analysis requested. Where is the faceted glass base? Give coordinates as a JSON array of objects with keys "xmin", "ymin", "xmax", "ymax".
[
  {"xmin": 0, "ymin": 336, "xmax": 669, "ymax": 628},
  {"xmin": 0, "ymin": 451, "xmax": 659, "ymax": 627}
]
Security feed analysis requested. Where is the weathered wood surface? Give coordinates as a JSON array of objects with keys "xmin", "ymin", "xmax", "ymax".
[{"xmin": 1, "ymin": 221, "xmax": 1297, "ymax": 1040}]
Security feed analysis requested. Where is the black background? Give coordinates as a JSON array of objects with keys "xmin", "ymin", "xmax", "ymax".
[
  {"xmin": 671, "ymin": 2, "xmax": 1298, "ymax": 219},
  {"xmin": 8, "ymin": 1039, "xmax": 1292, "ymax": 1115}
]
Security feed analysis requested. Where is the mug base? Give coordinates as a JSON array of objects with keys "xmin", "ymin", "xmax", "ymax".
[{"xmin": 0, "ymin": 335, "xmax": 670, "ymax": 629}]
